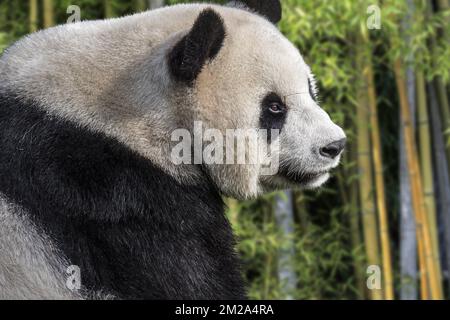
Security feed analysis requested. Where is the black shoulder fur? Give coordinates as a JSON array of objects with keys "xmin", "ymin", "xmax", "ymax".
[{"xmin": 0, "ymin": 93, "xmax": 246, "ymax": 300}]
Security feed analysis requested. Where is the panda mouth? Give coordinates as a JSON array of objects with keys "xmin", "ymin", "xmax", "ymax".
[{"xmin": 278, "ymin": 167, "xmax": 329, "ymax": 185}]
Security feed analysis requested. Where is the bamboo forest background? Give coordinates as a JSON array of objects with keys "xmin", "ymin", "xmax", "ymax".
[{"xmin": 0, "ymin": 0, "xmax": 449, "ymax": 300}]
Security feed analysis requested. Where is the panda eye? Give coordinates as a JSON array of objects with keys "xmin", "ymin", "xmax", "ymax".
[
  {"xmin": 260, "ymin": 93, "xmax": 288, "ymax": 141},
  {"xmin": 268, "ymin": 102, "xmax": 286, "ymax": 114}
]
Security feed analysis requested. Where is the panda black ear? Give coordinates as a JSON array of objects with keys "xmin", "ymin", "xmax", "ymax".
[
  {"xmin": 229, "ymin": 0, "xmax": 282, "ymax": 24},
  {"xmin": 168, "ymin": 9, "xmax": 226, "ymax": 85}
]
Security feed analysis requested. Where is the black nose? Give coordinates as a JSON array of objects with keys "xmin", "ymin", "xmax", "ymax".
[{"xmin": 319, "ymin": 138, "xmax": 346, "ymax": 159}]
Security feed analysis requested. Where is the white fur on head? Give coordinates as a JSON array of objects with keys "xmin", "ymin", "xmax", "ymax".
[{"xmin": 0, "ymin": 3, "xmax": 345, "ymax": 200}]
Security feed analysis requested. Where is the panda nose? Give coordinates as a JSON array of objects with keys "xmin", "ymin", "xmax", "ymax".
[{"xmin": 319, "ymin": 138, "xmax": 346, "ymax": 159}]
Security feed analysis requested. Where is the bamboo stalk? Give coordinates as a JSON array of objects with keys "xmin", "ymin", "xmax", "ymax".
[
  {"xmin": 394, "ymin": 59, "xmax": 442, "ymax": 300},
  {"xmin": 417, "ymin": 225, "xmax": 429, "ymax": 299},
  {"xmin": 400, "ymin": 128, "xmax": 421, "ymax": 299},
  {"xmin": 355, "ymin": 40, "xmax": 382, "ymax": 300},
  {"xmin": 104, "ymin": 0, "xmax": 115, "ymax": 18},
  {"xmin": 43, "ymin": 0, "xmax": 54, "ymax": 28},
  {"xmin": 427, "ymin": 1, "xmax": 450, "ymax": 172},
  {"xmin": 348, "ymin": 148, "xmax": 367, "ymax": 299},
  {"xmin": 412, "ymin": 72, "xmax": 429, "ymax": 300},
  {"xmin": 416, "ymin": 70, "xmax": 443, "ymax": 297},
  {"xmin": 357, "ymin": 111, "xmax": 382, "ymax": 300},
  {"xmin": 365, "ymin": 61, "xmax": 394, "ymax": 300},
  {"xmin": 273, "ymin": 190, "xmax": 297, "ymax": 298},
  {"xmin": 400, "ymin": 8, "xmax": 420, "ymax": 296},
  {"xmin": 29, "ymin": 0, "xmax": 38, "ymax": 32},
  {"xmin": 356, "ymin": 12, "xmax": 390, "ymax": 298},
  {"xmin": 352, "ymin": 0, "xmax": 395, "ymax": 299},
  {"xmin": 428, "ymin": 81, "xmax": 450, "ymax": 298},
  {"xmin": 134, "ymin": 0, "xmax": 147, "ymax": 12},
  {"xmin": 435, "ymin": 78, "xmax": 450, "ymax": 151}
]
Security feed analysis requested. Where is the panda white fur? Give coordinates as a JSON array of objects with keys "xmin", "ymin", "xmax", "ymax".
[{"xmin": 0, "ymin": 0, "xmax": 346, "ymax": 299}]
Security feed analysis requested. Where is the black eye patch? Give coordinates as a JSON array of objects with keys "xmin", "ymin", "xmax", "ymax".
[{"xmin": 259, "ymin": 92, "xmax": 287, "ymax": 142}]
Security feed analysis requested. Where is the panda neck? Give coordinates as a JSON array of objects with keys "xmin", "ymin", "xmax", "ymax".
[{"xmin": 0, "ymin": 93, "xmax": 244, "ymax": 299}]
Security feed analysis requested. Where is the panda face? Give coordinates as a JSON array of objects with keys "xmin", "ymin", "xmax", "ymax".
[
  {"xmin": 253, "ymin": 41, "xmax": 346, "ymax": 192},
  {"xmin": 169, "ymin": 6, "xmax": 346, "ymax": 199}
]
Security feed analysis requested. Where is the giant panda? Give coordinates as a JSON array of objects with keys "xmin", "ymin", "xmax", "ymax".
[{"xmin": 0, "ymin": 0, "xmax": 346, "ymax": 299}]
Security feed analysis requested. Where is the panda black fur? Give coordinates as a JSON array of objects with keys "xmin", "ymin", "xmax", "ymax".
[
  {"xmin": 0, "ymin": 0, "xmax": 346, "ymax": 299},
  {"xmin": 0, "ymin": 93, "xmax": 244, "ymax": 299}
]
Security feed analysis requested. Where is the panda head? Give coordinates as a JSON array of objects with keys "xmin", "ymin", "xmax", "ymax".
[
  {"xmin": 165, "ymin": 0, "xmax": 346, "ymax": 199},
  {"xmin": 166, "ymin": 0, "xmax": 346, "ymax": 200}
]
